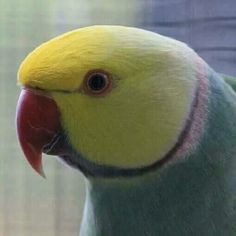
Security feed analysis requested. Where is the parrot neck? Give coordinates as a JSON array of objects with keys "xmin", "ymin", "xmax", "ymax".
[
  {"xmin": 80, "ymin": 156, "xmax": 228, "ymax": 236},
  {"xmin": 81, "ymin": 172, "xmax": 171, "ymax": 236}
]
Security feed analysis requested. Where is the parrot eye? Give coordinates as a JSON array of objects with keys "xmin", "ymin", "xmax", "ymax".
[{"xmin": 83, "ymin": 70, "xmax": 112, "ymax": 96}]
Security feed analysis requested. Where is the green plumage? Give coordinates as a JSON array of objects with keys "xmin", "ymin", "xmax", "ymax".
[{"xmin": 223, "ymin": 74, "xmax": 236, "ymax": 92}]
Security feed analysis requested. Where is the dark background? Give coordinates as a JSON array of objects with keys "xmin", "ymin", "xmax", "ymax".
[{"xmin": 143, "ymin": 0, "xmax": 236, "ymax": 75}]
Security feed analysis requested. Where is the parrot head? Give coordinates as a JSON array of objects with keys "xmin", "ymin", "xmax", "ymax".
[{"xmin": 16, "ymin": 25, "xmax": 205, "ymax": 178}]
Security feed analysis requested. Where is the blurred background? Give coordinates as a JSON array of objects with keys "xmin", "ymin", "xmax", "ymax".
[{"xmin": 0, "ymin": 0, "xmax": 235, "ymax": 235}]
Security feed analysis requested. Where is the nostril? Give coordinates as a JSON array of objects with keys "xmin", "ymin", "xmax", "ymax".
[{"xmin": 22, "ymin": 86, "xmax": 52, "ymax": 98}]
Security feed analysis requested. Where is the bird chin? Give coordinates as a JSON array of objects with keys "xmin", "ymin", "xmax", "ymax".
[
  {"xmin": 42, "ymin": 130, "xmax": 172, "ymax": 178},
  {"xmin": 42, "ymin": 132, "xmax": 83, "ymax": 170},
  {"xmin": 42, "ymin": 132, "xmax": 99, "ymax": 177}
]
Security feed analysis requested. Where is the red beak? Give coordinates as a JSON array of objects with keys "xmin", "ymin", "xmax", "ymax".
[{"xmin": 16, "ymin": 89, "xmax": 61, "ymax": 177}]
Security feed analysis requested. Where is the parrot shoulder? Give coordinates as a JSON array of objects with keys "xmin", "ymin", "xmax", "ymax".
[{"xmin": 222, "ymin": 74, "xmax": 236, "ymax": 92}]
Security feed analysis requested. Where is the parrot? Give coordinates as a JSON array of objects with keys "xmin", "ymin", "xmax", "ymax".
[{"xmin": 16, "ymin": 25, "xmax": 236, "ymax": 236}]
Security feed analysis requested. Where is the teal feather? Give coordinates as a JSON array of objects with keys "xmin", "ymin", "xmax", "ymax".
[{"xmin": 222, "ymin": 74, "xmax": 236, "ymax": 92}]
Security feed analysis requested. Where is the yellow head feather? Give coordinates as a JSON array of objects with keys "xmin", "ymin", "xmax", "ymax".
[{"xmin": 18, "ymin": 25, "xmax": 199, "ymax": 168}]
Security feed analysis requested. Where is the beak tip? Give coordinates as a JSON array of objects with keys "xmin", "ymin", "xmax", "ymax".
[
  {"xmin": 27, "ymin": 156, "xmax": 46, "ymax": 178},
  {"xmin": 36, "ymin": 164, "xmax": 46, "ymax": 178}
]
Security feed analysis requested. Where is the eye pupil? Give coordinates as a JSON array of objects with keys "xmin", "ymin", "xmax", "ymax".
[
  {"xmin": 84, "ymin": 70, "xmax": 112, "ymax": 96},
  {"xmin": 88, "ymin": 74, "xmax": 106, "ymax": 91}
]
